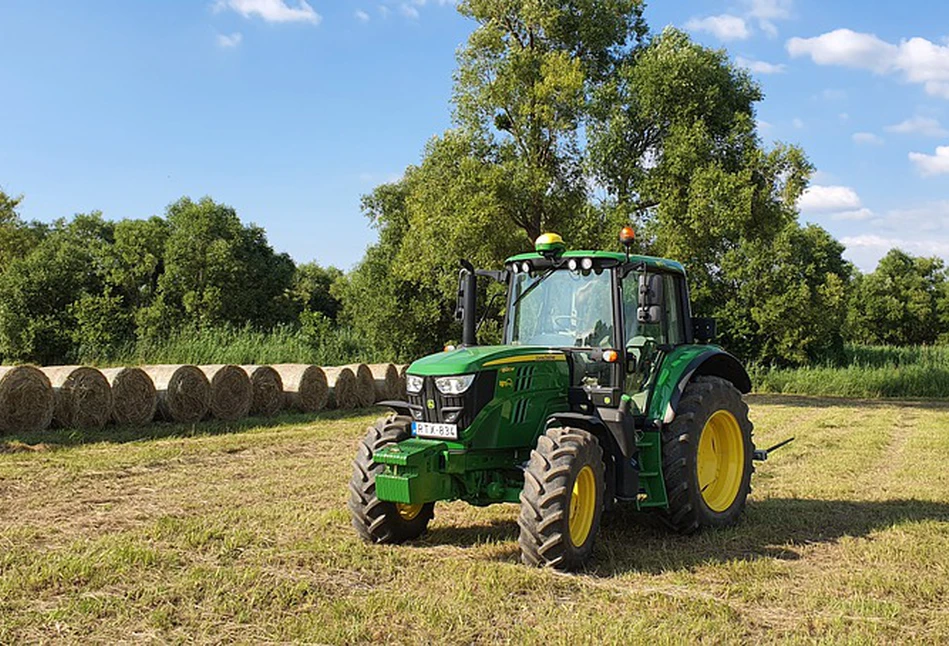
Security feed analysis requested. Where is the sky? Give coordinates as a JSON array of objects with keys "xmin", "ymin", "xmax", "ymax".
[{"xmin": 0, "ymin": 0, "xmax": 947, "ymax": 272}]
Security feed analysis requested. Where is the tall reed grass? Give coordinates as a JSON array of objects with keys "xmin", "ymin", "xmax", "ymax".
[
  {"xmin": 752, "ymin": 345, "xmax": 949, "ymax": 399},
  {"xmin": 79, "ymin": 324, "xmax": 385, "ymax": 368}
]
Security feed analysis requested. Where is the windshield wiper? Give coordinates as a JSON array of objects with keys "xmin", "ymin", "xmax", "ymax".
[{"xmin": 510, "ymin": 261, "xmax": 564, "ymax": 311}]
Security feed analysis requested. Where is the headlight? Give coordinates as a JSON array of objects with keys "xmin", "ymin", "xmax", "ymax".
[
  {"xmin": 435, "ymin": 374, "xmax": 476, "ymax": 395},
  {"xmin": 405, "ymin": 374, "xmax": 424, "ymax": 394}
]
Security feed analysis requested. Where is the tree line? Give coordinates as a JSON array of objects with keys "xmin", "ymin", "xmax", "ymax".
[{"xmin": 2, "ymin": 0, "xmax": 946, "ymax": 368}]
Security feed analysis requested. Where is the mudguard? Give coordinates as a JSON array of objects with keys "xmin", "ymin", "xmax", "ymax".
[{"xmin": 646, "ymin": 345, "xmax": 751, "ymax": 425}]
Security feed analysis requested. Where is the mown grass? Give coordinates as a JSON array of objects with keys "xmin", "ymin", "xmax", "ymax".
[
  {"xmin": 2, "ymin": 396, "xmax": 948, "ymax": 643},
  {"xmin": 754, "ymin": 344, "xmax": 949, "ymax": 399}
]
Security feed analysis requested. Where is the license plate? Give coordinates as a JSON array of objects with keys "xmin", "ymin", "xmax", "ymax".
[{"xmin": 412, "ymin": 421, "xmax": 458, "ymax": 440}]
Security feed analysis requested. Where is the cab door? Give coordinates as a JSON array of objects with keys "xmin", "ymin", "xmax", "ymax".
[{"xmin": 621, "ymin": 271, "xmax": 687, "ymax": 412}]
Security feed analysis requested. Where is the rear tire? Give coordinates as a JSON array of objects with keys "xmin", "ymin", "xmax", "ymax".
[
  {"xmin": 659, "ymin": 376, "xmax": 753, "ymax": 534},
  {"xmin": 518, "ymin": 427, "xmax": 605, "ymax": 571},
  {"xmin": 348, "ymin": 415, "xmax": 434, "ymax": 543}
]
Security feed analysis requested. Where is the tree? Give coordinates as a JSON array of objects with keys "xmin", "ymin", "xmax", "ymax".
[
  {"xmin": 348, "ymin": 3, "xmax": 826, "ymax": 363},
  {"xmin": 291, "ymin": 262, "xmax": 343, "ymax": 320},
  {"xmin": 0, "ymin": 213, "xmax": 115, "ymax": 363},
  {"xmin": 718, "ymin": 224, "xmax": 851, "ymax": 366},
  {"xmin": 140, "ymin": 197, "xmax": 295, "ymax": 337},
  {"xmin": 0, "ymin": 190, "xmax": 46, "ymax": 272},
  {"xmin": 846, "ymin": 249, "xmax": 947, "ymax": 346}
]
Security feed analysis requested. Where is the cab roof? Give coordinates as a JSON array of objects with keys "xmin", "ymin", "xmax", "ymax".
[{"xmin": 504, "ymin": 250, "xmax": 687, "ymax": 276}]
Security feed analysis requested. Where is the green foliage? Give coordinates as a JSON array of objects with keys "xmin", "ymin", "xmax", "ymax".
[
  {"xmin": 846, "ymin": 249, "xmax": 948, "ymax": 346},
  {"xmin": 718, "ymin": 224, "xmax": 851, "ymax": 366}
]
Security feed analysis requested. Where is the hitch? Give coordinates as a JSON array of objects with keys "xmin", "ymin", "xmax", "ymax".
[{"xmin": 753, "ymin": 437, "xmax": 794, "ymax": 461}]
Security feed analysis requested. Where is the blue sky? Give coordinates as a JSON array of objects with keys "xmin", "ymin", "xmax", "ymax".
[{"xmin": 1, "ymin": 0, "xmax": 947, "ymax": 272}]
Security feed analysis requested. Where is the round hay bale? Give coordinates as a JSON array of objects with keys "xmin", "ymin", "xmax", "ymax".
[
  {"xmin": 0, "ymin": 366, "xmax": 54, "ymax": 434},
  {"xmin": 368, "ymin": 363, "xmax": 400, "ymax": 401},
  {"xmin": 272, "ymin": 364, "xmax": 328, "ymax": 413},
  {"xmin": 200, "ymin": 365, "xmax": 252, "ymax": 422},
  {"xmin": 41, "ymin": 366, "xmax": 113, "ymax": 430},
  {"xmin": 141, "ymin": 365, "xmax": 210, "ymax": 423},
  {"xmin": 323, "ymin": 366, "xmax": 359, "ymax": 410},
  {"xmin": 241, "ymin": 365, "xmax": 284, "ymax": 417},
  {"xmin": 397, "ymin": 364, "xmax": 409, "ymax": 399},
  {"xmin": 347, "ymin": 364, "xmax": 376, "ymax": 407},
  {"xmin": 100, "ymin": 367, "xmax": 157, "ymax": 426}
]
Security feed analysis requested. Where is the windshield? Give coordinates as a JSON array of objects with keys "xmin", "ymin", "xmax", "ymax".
[{"xmin": 506, "ymin": 268, "xmax": 615, "ymax": 348}]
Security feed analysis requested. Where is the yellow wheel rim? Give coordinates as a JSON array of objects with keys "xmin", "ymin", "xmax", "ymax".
[
  {"xmin": 568, "ymin": 465, "xmax": 596, "ymax": 547},
  {"xmin": 696, "ymin": 410, "xmax": 745, "ymax": 512},
  {"xmin": 395, "ymin": 503, "xmax": 423, "ymax": 521}
]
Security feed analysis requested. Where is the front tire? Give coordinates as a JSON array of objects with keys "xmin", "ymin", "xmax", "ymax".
[
  {"xmin": 518, "ymin": 427, "xmax": 605, "ymax": 571},
  {"xmin": 659, "ymin": 376, "xmax": 754, "ymax": 533},
  {"xmin": 348, "ymin": 415, "xmax": 434, "ymax": 543}
]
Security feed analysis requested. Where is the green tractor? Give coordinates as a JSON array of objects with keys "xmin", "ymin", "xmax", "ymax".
[{"xmin": 349, "ymin": 230, "xmax": 767, "ymax": 570}]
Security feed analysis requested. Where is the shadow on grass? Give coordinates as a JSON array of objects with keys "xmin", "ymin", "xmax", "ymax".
[
  {"xmin": 747, "ymin": 393, "xmax": 949, "ymax": 410},
  {"xmin": 420, "ymin": 497, "xmax": 949, "ymax": 576},
  {"xmin": 0, "ymin": 407, "xmax": 385, "ymax": 450}
]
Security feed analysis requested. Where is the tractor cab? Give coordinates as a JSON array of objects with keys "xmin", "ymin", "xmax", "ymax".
[{"xmin": 501, "ymin": 233, "xmax": 696, "ymax": 417}]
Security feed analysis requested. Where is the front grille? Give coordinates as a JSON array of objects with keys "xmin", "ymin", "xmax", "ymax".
[{"xmin": 406, "ymin": 371, "xmax": 496, "ymax": 430}]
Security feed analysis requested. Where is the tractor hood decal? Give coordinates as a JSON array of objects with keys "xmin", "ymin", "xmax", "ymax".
[{"xmin": 407, "ymin": 346, "xmax": 567, "ymax": 377}]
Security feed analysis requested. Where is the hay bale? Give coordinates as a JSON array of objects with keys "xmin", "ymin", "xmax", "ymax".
[
  {"xmin": 100, "ymin": 367, "xmax": 157, "ymax": 426},
  {"xmin": 272, "ymin": 364, "xmax": 328, "ymax": 413},
  {"xmin": 324, "ymin": 366, "xmax": 359, "ymax": 410},
  {"xmin": 241, "ymin": 365, "xmax": 284, "ymax": 417},
  {"xmin": 0, "ymin": 366, "xmax": 54, "ymax": 434},
  {"xmin": 41, "ymin": 366, "xmax": 113, "ymax": 430},
  {"xmin": 200, "ymin": 365, "xmax": 252, "ymax": 422},
  {"xmin": 368, "ymin": 363, "xmax": 400, "ymax": 401},
  {"xmin": 347, "ymin": 364, "xmax": 377, "ymax": 407},
  {"xmin": 397, "ymin": 364, "xmax": 409, "ymax": 399},
  {"xmin": 141, "ymin": 365, "xmax": 210, "ymax": 423}
]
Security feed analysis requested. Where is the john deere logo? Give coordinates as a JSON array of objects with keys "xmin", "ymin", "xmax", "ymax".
[
  {"xmin": 427, "ymin": 399, "xmax": 435, "ymax": 410},
  {"xmin": 498, "ymin": 379, "xmax": 514, "ymax": 389}
]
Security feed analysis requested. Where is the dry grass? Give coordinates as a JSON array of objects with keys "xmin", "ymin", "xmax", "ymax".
[{"xmin": 1, "ymin": 396, "xmax": 948, "ymax": 643}]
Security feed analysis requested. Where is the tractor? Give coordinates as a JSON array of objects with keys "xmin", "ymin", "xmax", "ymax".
[{"xmin": 349, "ymin": 229, "xmax": 769, "ymax": 570}]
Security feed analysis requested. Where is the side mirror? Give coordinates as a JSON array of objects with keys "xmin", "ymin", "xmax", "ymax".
[
  {"xmin": 455, "ymin": 259, "xmax": 475, "ymax": 321},
  {"xmin": 693, "ymin": 317, "xmax": 717, "ymax": 344},
  {"xmin": 637, "ymin": 273, "xmax": 663, "ymax": 324}
]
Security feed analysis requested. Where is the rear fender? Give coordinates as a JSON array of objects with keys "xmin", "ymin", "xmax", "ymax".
[{"xmin": 647, "ymin": 346, "xmax": 751, "ymax": 424}]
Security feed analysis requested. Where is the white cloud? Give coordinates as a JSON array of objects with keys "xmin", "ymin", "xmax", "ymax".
[
  {"xmin": 843, "ymin": 234, "xmax": 949, "ymax": 254},
  {"xmin": 378, "ymin": 5, "xmax": 391, "ymax": 18},
  {"xmin": 685, "ymin": 15, "xmax": 750, "ymax": 41},
  {"xmin": 735, "ymin": 56, "xmax": 786, "ymax": 74},
  {"xmin": 798, "ymin": 185, "xmax": 862, "ymax": 212},
  {"xmin": 399, "ymin": 3, "xmax": 420, "ymax": 19},
  {"xmin": 213, "ymin": 0, "xmax": 321, "ymax": 24},
  {"xmin": 909, "ymin": 145, "xmax": 949, "ymax": 176},
  {"xmin": 787, "ymin": 29, "xmax": 949, "ymax": 99},
  {"xmin": 839, "ymin": 112, "xmax": 850, "ymax": 121},
  {"xmin": 832, "ymin": 208, "xmax": 874, "ymax": 221},
  {"xmin": 792, "ymin": 117, "xmax": 804, "ymax": 129},
  {"xmin": 216, "ymin": 32, "xmax": 243, "ymax": 48},
  {"xmin": 355, "ymin": 9, "xmax": 370, "ymax": 22},
  {"xmin": 841, "ymin": 201, "xmax": 949, "ymax": 270},
  {"xmin": 742, "ymin": 0, "xmax": 793, "ymax": 37},
  {"xmin": 852, "ymin": 132, "xmax": 884, "ymax": 145},
  {"xmin": 756, "ymin": 119, "xmax": 773, "ymax": 134},
  {"xmin": 885, "ymin": 116, "xmax": 948, "ymax": 137}
]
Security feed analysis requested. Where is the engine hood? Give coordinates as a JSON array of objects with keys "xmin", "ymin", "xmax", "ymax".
[{"xmin": 407, "ymin": 345, "xmax": 567, "ymax": 377}]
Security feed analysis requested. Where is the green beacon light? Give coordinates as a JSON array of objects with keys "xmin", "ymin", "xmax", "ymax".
[{"xmin": 535, "ymin": 232, "xmax": 566, "ymax": 259}]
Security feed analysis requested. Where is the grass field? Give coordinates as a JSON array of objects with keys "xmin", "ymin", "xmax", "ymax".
[{"xmin": 2, "ymin": 396, "xmax": 949, "ymax": 643}]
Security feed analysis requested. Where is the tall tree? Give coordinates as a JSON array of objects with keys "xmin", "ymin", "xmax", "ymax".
[{"xmin": 846, "ymin": 249, "xmax": 947, "ymax": 346}]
